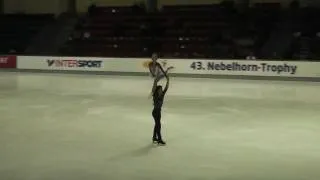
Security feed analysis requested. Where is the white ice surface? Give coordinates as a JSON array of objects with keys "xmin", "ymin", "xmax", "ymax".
[{"xmin": 0, "ymin": 72, "xmax": 320, "ymax": 180}]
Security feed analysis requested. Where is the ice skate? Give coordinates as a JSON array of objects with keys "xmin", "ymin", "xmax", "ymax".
[
  {"xmin": 157, "ymin": 139, "xmax": 166, "ymax": 146},
  {"xmin": 152, "ymin": 137, "xmax": 158, "ymax": 144}
]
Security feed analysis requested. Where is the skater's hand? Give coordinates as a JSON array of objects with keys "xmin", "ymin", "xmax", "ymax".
[
  {"xmin": 167, "ymin": 66, "xmax": 174, "ymax": 71},
  {"xmin": 165, "ymin": 66, "xmax": 174, "ymax": 75}
]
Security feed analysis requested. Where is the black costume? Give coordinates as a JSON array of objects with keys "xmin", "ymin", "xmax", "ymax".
[{"xmin": 152, "ymin": 91, "xmax": 164, "ymax": 142}]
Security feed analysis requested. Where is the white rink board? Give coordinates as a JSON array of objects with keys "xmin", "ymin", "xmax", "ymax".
[
  {"xmin": 167, "ymin": 59, "xmax": 320, "ymax": 77},
  {"xmin": 17, "ymin": 56, "xmax": 320, "ymax": 78},
  {"xmin": 17, "ymin": 56, "xmax": 148, "ymax": 72}
]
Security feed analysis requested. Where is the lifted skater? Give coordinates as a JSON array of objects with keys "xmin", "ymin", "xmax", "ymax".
[
  {"xmin": 151, "ymin": 73, "xmax": 170, "ymax": 145},
  {"xmin": 148, "ymin": 53, "xmax": 173, "ymax": 97},
  {"xmin": 149, "ymin": 53, "xmax": 174, "ymax": 80}
]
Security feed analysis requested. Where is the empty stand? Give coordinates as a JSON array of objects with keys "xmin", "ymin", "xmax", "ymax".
[
  {"xmin": 0, "ymin": 14, "xmax": 55, "ymax": 54},
  {"xmin": 61, "ymin": 3, "xmax": 281, "ymax": 59},
  {"xmin": 288, "ymin": 7, "xmax": 320, "ymax": 60}
]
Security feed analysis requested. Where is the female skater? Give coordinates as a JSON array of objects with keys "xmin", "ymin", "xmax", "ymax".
[
  {"xmin": 151, "ymin": 73, "xmax": 170, "ymax": 145},
  {"xmin": 148, "ymin": 53, "xmax": 173, "ymax": 80},
  {"xmin": 148, "ymin": 53, "xmax": 173, "ymax": 97}
]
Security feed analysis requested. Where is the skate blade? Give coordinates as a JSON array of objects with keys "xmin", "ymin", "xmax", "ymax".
[{"xmin": 157, "ymin": 142, "xmax": 166, "ymax": 146}]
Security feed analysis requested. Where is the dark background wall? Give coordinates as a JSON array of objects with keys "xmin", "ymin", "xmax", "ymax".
[
  {"xmin": 3, "ymin": 0, "xmax": 314, "ymax": 14},
  {"xmin": 0, "ymin": 0, "xmax": 3, "ymax": 13}
]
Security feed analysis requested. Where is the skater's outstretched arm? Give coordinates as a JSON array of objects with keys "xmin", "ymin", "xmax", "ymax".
[
  {"xmin": 164, "ymin": 66, "xmax": 174, "ymax": 75},
  {"xmin": 157, "ymin": 62, "xmax": 166, "ymax": 75},
  {"xmin": 163, "ymin": 75, "xmax": 170, "ymax": 95}
]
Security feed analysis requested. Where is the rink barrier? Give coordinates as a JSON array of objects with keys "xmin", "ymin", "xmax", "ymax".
[
  {"xmin": 2, "ymin": 68, "xmax": 320, "ymax": 82},
  {"xmin": 12, "ymin": 56, "xmax": 320, "ymax": 82}
]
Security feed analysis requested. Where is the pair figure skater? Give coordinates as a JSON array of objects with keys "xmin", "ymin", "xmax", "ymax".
[{"xmin": 148, "ymin": 53, "xmax": 173, "ymax": 145}]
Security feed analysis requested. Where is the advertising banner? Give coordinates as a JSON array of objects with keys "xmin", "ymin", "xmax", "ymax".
[
  {"xmin": 18, "ymin": 56, "xmax": 105, "ymax": 71},
  {"xmin": 147, "ymin": 59, "xmax": 320, "ymax": 78},
  {"xmin": 0, "ymin": 56, "xmax": 16, "ymax": 68},
  {"xmin": 18, "ymin": 56, "xmax": 320, "ymax": 78}
]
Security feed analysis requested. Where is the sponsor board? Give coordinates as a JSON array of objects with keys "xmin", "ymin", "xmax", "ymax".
[
  {"xmin": 18, "ymin": 56, "xmax": 105, "ymax": 71},
  {"xmin": 0, "ymin": 56, "xmax": 16, "ymax": 68},
  {"xmin": 18, "ymin": 56, "xmax": 320, "ymax": 78},
  {"xmin": 185, "ymin": 60, "xmax": 299, "ymax": 76},
  {"xmin": 47, "ymin": 59, "xmax": 103, "ymax": 68},
  {"xmin": 192, "ymin": 61, "xmax": 297, "ymax": 75},
  {"xmin": 18, "ymin": 56, "xmax": 149, "ymax": 73},
  {"xmin": 141, "ymin": 59, "xmax": 320, "ymax": 78}
]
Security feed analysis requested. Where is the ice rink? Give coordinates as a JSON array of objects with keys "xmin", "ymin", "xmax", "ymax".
[{"xmin": 1, "ymin": 72, "xmax": 320, "ymax": 180}]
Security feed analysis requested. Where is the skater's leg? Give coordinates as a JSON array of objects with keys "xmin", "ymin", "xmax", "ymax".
[
  {"xmin": 155, "ymin": 111, "xmax": 162, "ymax": 141},
  {"xmin": 155, "ymin": 110, "xmax": 166, "ymax": 145},
  {"xmin": 153, "ymin": 127, "xmax": 157, "ymax": 141},
  {"xmin": 152, "ymin": 109, "xmax": 158, "ymax": 141}
]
